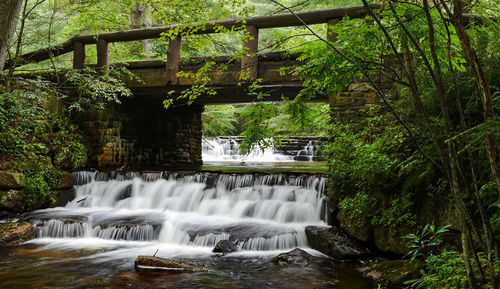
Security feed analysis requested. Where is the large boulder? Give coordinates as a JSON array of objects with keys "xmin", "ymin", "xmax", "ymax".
[
  {"xmin": 57, "ymin": 173, "xmax": 75, "ymax": 189},
  {"xmin": 361, "ymin": 260, "xmax": 422, "ymax": 288},
  {"xmin": 305, "ymin": 226, "xmax": 370, "ymax": 258},
  {"xmin": 0, "ymin": 171, "xmax": 26, "ymax": 189},
  {"xmin": 373, "ymin": 226, "xmax": 413, "ymax": 255},
  {"xmin": 337, "ymin": 210, "xmax": 371, "ymax": 243},
  {"xmin": 271, "ymin": 248, "xmax": 316, "ymax": 266},
  {"xmin": 134, "ymin": 256, "xmax": 209, "ymax": 272},
  {"xmin": 213, "ymin": 240, "xmax": 239, "ymax": 254},
  {"xmin": 0, "ymin": 190, "xmax": 25, "ymax": 213},
  {"xmin": 0, "ymin": 222, "xmax": 34, "ymax": 245},
  {"xmin": 50, "ymin": 188, "xmax": 76, "ymax": 207}
]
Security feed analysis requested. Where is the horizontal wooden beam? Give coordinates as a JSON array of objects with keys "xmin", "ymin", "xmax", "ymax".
[
  {"xmin": 7, "ymin": 2, "xmax": 490, "ymax": 69},
  {"xmin": 4, "ymin": 39, "xmax": 74, "ymax": 69},
  {"xmin": 71, "ymin": 5, "xmax": 380, "ymax": 44}
]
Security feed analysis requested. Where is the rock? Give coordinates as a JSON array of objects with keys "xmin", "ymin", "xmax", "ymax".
[
  {"xmin": 50, "ymin": 188, "xmax": 76, "ymax": 207},
  {"xmin": 18, "ymin": 156, "xmax": 52, "ymax": 171},
  {"xmin": 361, "ymin": 260, "xmax": 422, "ymax": 288},
  {"xmin": 337, "ymin": 210, "xmax": 371, "ymax": 243},
  {"xmin": 58, "ymin": 173, "xmax": 75, "ymax": 189},
  {"xmin": 213, "ymin": 240, "xmax": 239, "ymax": 253},
  {"xmin": 271, "ymin": 248, "xmax": 316, "ymax": 266},
  {"xmin": 0, "ymin": 222, "xmax": 34, "ymax": 245},
  {"xmin": 0, "ymin": 171, "xmax": 26, "ymax": 189},
  {"xmin": 305, "ymin": 226, "xmax": 370, "ymax": 258},
  {"xmin": 134, "ymin": 256, "xmax": 209, "ymax": 272},
  {"xmin": 0, "ymin": 190, "xmax": 25, "ymax": 213},
  {"xmin": 373, "ymin": 226, "xmax": 412, "ymax": 255},
  {"xmin": 54, "ymin": 151, "xmax": 73, "ymax": 170}
]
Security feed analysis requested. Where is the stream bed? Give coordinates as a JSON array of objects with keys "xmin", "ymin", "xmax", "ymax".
[{"xmin": 0, "ymin": 171, "xmax": 375, "ymax": 288}]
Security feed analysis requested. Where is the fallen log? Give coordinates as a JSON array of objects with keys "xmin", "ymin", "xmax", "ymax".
[{"xmin": 134, "ymin": 255, "xmax": 209, "ymax": 272}]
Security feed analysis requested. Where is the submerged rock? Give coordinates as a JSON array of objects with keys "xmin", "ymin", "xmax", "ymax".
[
  {"xmin": 0, "ymin": 222, "xmax": 34, "ymax": 245},
  {"xmin": 0, "ymin": 171, "xmax": 26, "ymax": 189},
  {"xmin": 134, "ymin": 256, "xmax": 209, "ymax": 272},
  {"xmin": 361, "ymin": 260, "xmax": 422, "ymax": 288},
  {"xmin": 213, "ymin": 240, "xmax": 239, "ymax": 253},
  {"xmin": 271, "ymin": 248, "xmax": 316, "ymax": 266},
  {"xmin": 305, "ymin": 226, "xmax": 370, "ymax": 258}
]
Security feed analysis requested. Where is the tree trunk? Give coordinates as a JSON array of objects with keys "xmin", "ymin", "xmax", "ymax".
[
  {"xmin": 452, "ymin": 0, "xmax": 500, "ymax": 197},
  {"xmin": 0, "ymin": 0, "xmax": 23, "ymax": 72},
  {"xmin": 130, "ymin": 3, "xmax": 153, "ymax": 58}
]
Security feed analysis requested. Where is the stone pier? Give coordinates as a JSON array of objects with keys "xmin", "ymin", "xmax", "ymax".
[{"xmin": 75, "ymin": 98, "xmax": 203, "ymax": 169}]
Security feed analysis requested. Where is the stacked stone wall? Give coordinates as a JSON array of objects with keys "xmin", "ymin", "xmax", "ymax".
[{"xmin": 76, "ymin": 98, "xmax": 203, "ymax": 169}]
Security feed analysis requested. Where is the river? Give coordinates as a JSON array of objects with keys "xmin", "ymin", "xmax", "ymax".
[{"xmin": 0, "ymin": 138, "xmax": 375, "ymax": 288}]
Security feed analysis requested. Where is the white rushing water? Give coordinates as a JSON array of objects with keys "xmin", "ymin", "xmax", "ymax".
[
  {"xmin": 202, "ymin": 138, "xmax": 318, "ymax": 162},
  {"xmin": 27, "ymin": 171, "xmax": 329, "ymax": 258}
]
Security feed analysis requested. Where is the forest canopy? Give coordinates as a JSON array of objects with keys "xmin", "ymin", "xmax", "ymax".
[{"xmin": 1, "ymin": 1, "xmax": 500, "ymax": 288}]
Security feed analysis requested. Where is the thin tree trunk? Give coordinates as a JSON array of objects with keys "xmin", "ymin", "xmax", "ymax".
[
  {"xmin": 130, "ymin": 3, "xmax": 153, "ymax": 58},
  {"xmin": 433, "ymin": 1, "xmax": 498, "ymax": 286},
  {"xmin": 8, "ymin": 0, "xmax": 29, "ymax": 78},
  {"xmin": 0, "ymin": 0, "xmax": 23, "ymax": 72},
  {"xmin": 361, "ymin": 0, "xmax": 446, "ymax": 169},
  {"xmin": 451, "ymin": 0, "xmax": 500, "ymax": 197}
]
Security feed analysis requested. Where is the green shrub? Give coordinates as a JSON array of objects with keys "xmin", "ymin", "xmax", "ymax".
[
  {"xmin": 0, "ymin": 78, "xmax": 89, "ymax": 206},
  {"xmin": 405, "ymin": 251, "xmax": 473, "ymax": 289}
]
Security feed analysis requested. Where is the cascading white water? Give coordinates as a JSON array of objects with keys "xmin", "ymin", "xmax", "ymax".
[
  {"xmin": 28, "ymin": 171, "xmax": 328, "ymax": 254},
  {"xmin": 296, "ymin": 141, "xmax": 315, "ymax": 162},
  {"xmin": 202, "ymin": 138, "xmax": 293, "ymax": 162}
]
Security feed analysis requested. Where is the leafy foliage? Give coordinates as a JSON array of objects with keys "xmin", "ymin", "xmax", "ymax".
[
  {"xmin": 62, "ymin": 67, "xmax": 134, "ymax": 113},
  {"xmin": 403, "ymin": 224, "xmax": 451, "ymax": 261},
  {"xmin": 202, "ymin": 105, "xmax": 237, "ymax": 137},
  {"xmin": 0, "ymin": 78, "xmax": 87, "ymax": 207},
  {"xmin": 405, "ymin": 250, "xmax": 499, "ymax": 289}
]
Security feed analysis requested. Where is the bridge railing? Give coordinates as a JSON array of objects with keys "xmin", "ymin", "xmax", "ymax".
[{"xmin": 9, "ymin": 5, "xmax": 382, "ymax": 84}]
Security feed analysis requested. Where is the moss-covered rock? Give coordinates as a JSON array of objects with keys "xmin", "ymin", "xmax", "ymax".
[
  {"xmin": 0, "ymin": 171, "xmax": 26, "ymax": 189},
  {"xmin": 361, "ymin": 260, "xmax": 422, "ymax": 288},
  {"xmin": 0, "ymin": 222, "xmax": 34, "ymax": 245},
  {"xmin": 373, "ymin": 226, "xmax": 413, "ymax": 255},
  {"xmin": 0, "ymin": 190, "xmax": 25, "ymax": 213},
  {"xmin": 305, "ymin": 225, "xmax": 370, "ymax": 258},
  {"xmin": 334, "ymin": 193, "xmax": 458, "ymax": 255},
  {"xmin": 57, "ymin": 172, "xmax": 75, "ymax": 189},
  {"xmin": 337, "ymin": 210, "xmax": 371, "ymax": 242}
]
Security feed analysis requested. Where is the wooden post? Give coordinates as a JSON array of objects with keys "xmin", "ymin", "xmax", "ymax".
[
  {"xmin": 96, "ymin": 39, "xmax": 109, "ymax": 72},
  {"xmin": 327, "ymin": 19, "xmax": 339, "ymax": 42},
  {"xmin": 73, "ymin": 41, "xmax": 85, "ymax": 69},
  {"xmin": 241, "ymin": 25, "xmax": 259, "ymax": 81},
  {"xmin": 166, "ymin": 37, "xmax": 182, "ymax": 85}
]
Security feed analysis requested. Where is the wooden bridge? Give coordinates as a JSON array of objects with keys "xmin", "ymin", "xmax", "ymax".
[
  {"xmin": 7, "ymin": 5, "xmax": 391, "ymax": 168},
  {"xmin": 8, "ymin": 4, "xmax": 384, "ymax": 105}
]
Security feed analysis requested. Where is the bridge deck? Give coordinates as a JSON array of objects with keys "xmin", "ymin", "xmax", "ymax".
[{"xmin": 122, "ymin": 53, "xmax": 324, "ymax": 105}]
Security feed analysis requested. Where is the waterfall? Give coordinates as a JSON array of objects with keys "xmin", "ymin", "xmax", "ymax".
[
  {"xmin": 27, "ymin": 171, "xmax": 328, "ymax": 253},
  {"xmin": 202, "ymin": 138, "xmax": 294, "ymax": 162},
  {"xmin": 295, "ymin": 141, "xmax": 315, "ymax": 161}
]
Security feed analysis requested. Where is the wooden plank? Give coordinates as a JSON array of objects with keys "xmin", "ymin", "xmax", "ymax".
[
  {"xmin": 3, "ymin": 40, "xmax": 73, "ymax": 69},
  {"xmin": 96, "ymin": 39, "xmax": 109, "ymax": 72},
  {"xmin": 71, "ymin": 4, "xmax": 381, "ymax": 44},
  {"xmin": 9, "ymin": 4, "xmax": 492, "ymax": 69},
  {"xmin": 327, "ymin": 19, "xmax": 340, "ymax": 42},
  {"xmin": 166, "ymin": 37, "xmax": 182, "ymax": 85},
  {"xmin": 72, "ymin": 41, "xmax": 85, "ymax": 69},
  {"xmin": 241, "ymin": 25, "xmax": 259, "ymax": 81}
]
